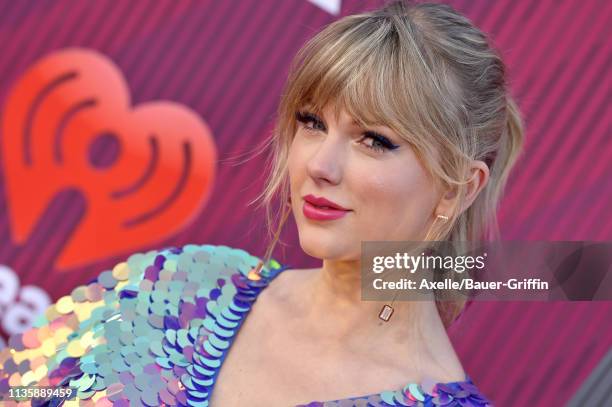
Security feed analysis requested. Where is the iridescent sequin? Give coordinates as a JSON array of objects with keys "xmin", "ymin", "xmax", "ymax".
[{"xmin": 0, "ymin": 244, "xmax": 491, "ymax": 407}]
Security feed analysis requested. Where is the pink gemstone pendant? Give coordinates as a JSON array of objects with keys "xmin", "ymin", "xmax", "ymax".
[{"xmin": 379, "ymin": 304, "xmax": 394, "ymax": 321}]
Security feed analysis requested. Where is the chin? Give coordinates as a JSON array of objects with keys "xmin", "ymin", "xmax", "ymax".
[
  {"xmin": 297, "ymin": 228, "xmax": 358, "ymax": 261},
  {"xmin": 297, "ymin": 228, "xmax": 336, "ymax": 259}
]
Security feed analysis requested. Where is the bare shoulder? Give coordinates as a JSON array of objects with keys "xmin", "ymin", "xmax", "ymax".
[
  {"xmin": 258, "ymin": 266, "xmax": 318, "ymax": 318},
  {"xmin": 374, "ymin": 333, "xmax": 466, "ymax": 387},
  {"xmin": 415, "ymin": 326, "xmax": 467, "ymax": 384},
  {"xmin": 267, "ymin": 267, "xmax": 316, "ymax": 296},
  {"xmin": 428, "ymin": 348, "xmax": 467, "ymax": 383}
]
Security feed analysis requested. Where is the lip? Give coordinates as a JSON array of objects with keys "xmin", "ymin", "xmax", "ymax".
[
  {"xmin": 303, "ymin": 194, "xmax": 350, "ymax": 210},
  {"xmin": 302, "ymin": 194, "xmax": 351, "ymax": 221}
]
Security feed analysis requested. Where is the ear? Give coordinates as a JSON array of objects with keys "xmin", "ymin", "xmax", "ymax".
[
  {"xmin": 461, "ymin": 160, "xmax": 490, "ymax": 212},
  {"xmin": 435, "ymin": 160, "xmax": 490, "ymax": 216}
]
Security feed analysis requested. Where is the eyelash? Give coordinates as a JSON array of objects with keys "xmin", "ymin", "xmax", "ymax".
[{"xmin": 295, "ymin": 111, "xmax": 399, "ymax": 153}]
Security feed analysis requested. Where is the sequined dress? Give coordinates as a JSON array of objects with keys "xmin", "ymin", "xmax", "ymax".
[{"xmin": 0, "ymin": 244, "xmax": 492, "ymax": 406}]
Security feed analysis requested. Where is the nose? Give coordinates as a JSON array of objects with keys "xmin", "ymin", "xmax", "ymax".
[{"xmin": 306, "ymin": 132, "xmax": 344, "ymax": 185}]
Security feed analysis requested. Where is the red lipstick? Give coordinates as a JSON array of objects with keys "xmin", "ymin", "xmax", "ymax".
[{"xmin": 302, "ymin": 194, "xmax": 351, "ymax": 221}]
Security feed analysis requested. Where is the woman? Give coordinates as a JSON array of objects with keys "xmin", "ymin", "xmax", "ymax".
[{"xmin": 0, "ymin": 1, "xmax": 523, "ymax": 406}]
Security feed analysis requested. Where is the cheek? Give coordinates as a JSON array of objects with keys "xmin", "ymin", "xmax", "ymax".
[
  {"xmin": 287, "ymin": 136, "xmax": 312, "ymax": 210},
  {"xmin": 287, "ymin": 137, "xmax": 304, "ymax": 186},
  {"xmin": 352, "ymin": 161, "xmax": 435, "ymax": 239}
]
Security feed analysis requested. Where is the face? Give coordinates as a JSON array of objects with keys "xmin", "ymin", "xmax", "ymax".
[{"xmin": 287, "ymin": 103, "xmax": 441, "ymax": 261}]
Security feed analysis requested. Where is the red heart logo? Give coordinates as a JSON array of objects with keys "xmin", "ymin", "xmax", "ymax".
[{"xmin": 1, "ymin": 48, "xmax": 217, "ymax": 271}]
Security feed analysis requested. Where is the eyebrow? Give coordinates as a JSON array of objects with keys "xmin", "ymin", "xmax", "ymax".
[{"xmin": 300, "ymin": 105, "xmax": 390, "ymax": 131}]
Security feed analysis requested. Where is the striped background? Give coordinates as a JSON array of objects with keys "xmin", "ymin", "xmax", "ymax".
[{"xmin": 0, "ymin": 0, "xmax": 610, "ymax": 405}]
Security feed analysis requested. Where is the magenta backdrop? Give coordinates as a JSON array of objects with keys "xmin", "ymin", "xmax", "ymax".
[{"xmin": 0, "ymin": 1, "xmax": 610, "ymax": 405}]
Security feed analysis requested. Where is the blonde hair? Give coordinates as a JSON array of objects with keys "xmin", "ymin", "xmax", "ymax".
[{"xmin": 248, "ymin": 0, "xmax": 524, "ymax": 327}]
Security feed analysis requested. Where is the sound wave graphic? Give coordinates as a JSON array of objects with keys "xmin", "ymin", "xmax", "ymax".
[{"xmin": 1, "ymin": 48, "xmax": 217, "ymax": 271}]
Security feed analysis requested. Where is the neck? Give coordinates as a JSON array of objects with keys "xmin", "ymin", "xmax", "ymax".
[
  {"xmin": 298, "ymin": 259, "xmax": 444, "ymax": 347},
  {"xmin": 267, "ymin": 261, "xmax": 464, "ymax": 383}
]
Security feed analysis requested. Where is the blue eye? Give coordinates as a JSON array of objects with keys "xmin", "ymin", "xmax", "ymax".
[
  {"xmin": 295, "ymin": 111, "xmax": 325, "ymax": 132},
  {"xmin": 359, "ymin": 131, "xmax": 400, "ymax": 153}
]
